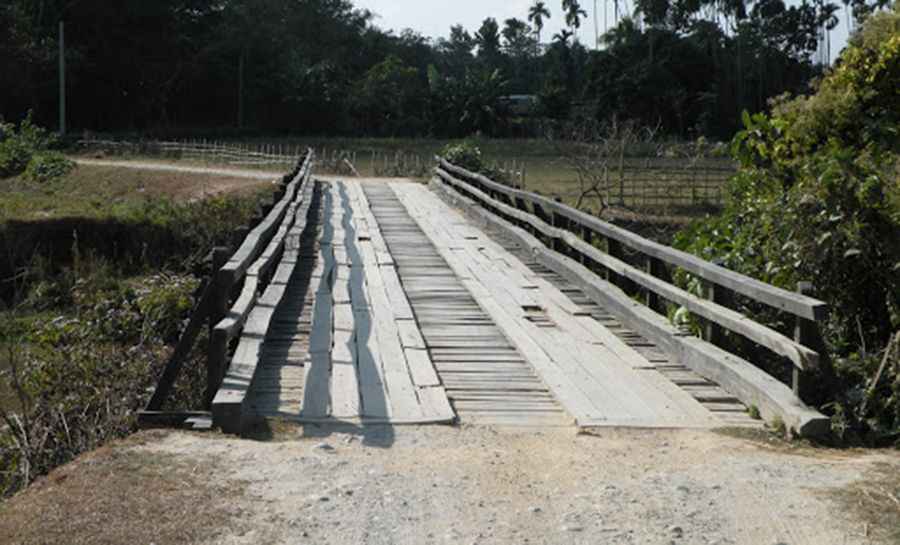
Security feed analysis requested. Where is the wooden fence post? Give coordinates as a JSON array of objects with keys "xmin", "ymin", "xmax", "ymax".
[
  {"xmin": 793, "ymin": 281, "xmax": 819, "ymax": 397},
  {"xmin": 205, "ymin": 247, "xmax": 231, "ymax": 407}
]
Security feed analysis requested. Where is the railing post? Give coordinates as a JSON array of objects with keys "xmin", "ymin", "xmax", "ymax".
[
  {"xmin": 533, "ymin": 202, "xmax": 551, "ymax": 247},
  {"xmin": 551, "ymin": 197, "xmax": 569, "ymax": 257},
  {"xmin": 646, "ymin": 257, "xmax": 669, "ymax": 314},
  {"xmin": 205, "ymin": 248, "xmax": 231, "ymax": 408},
  {"xmin": 793, "ymin": 281, "xmax": 817, "ymax": 397},
  {"xmin": 580, "ymin": 226, "xmax": 594, "ymax": 268},
  {"xmin": 702, "ymin": 280, "xmax": 731, "ymax": 349},
  {"xmin": 514, "ymin": 196, "xmax": 530, "ymax": 234}
]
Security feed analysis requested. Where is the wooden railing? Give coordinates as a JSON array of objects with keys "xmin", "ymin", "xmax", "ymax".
[
  {"xmin": 138, "ymin": 150, "xmax": 314, "ymax": 427},
  {"xmin": 434, "ymin": 158, "xmax": 830, "ymax": 437}
]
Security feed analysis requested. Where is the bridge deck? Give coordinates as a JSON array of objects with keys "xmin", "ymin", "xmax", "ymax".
[{"xmin": 245, "ymin": 179, "xmax": 756, "ymax": 429}]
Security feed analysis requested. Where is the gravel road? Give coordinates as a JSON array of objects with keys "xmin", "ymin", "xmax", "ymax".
[{"xmin": 137, "ymin": 424, "xmax": 896, "ymax": 545}]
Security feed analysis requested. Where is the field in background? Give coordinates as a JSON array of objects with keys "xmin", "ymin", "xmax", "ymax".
[
  {"xmin": 1, "ymin": 164, "xmax": 272, "ymax": 222},
  {"xmin": 75, "ymin": 137, "xmax": 735, "ymax": 216}
]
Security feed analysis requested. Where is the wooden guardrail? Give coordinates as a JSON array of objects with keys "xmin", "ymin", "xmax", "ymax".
[
  {"xmin": 434, "ymin": 158, "xmax": 831, "ymax": 437},
  {"xmin": 209, "ymin": 157, "xmax": 317, "ymax": 433},
  {"xmin": 138, "ymin": 150, "xmax": 314, "ymax": 427}
]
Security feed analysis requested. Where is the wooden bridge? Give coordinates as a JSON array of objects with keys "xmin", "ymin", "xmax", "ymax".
[{"xmin": 141, "ymin": 152, "xmax": 830, "ymax": 437}]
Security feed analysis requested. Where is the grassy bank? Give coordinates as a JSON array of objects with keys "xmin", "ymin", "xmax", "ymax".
[{"xmin": 0, "ymin": 163, "xmax": 272, "ymax": 497}]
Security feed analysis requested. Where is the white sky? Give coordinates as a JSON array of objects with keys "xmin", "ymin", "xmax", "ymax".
[{"xmin": 352, "ymin": 0, "xmax": 852, "ymax": 62}]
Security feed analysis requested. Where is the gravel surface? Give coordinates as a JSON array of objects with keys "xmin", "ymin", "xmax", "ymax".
[{"xmin": 135, "ymin": 425, "xmax": 897, "ymax": 545}]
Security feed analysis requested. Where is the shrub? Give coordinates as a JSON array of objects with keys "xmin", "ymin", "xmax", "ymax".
[
  {"xmin": 0, "ymin": 113, "xmax": 58, "ymax": 179},
  {"xmin": 440, "ymin": 140, "xmax": 485, "ymax": 172},
  {"xmin": 440, "ymin": 140, "xmax": 510, "ymax": 183},
  {"xmin": 674, "ymin": 4, "xmax": 900, "ymax": 443},
  {"xmin": 0, "ymin": 272, "xmax": 200, "ymax": 497},
  {"xmin": 24, "ymin": 152, "xmax": 75, "ymax": 183}
]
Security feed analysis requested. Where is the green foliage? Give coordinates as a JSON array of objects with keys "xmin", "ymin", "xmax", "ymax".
[
  {"xmin": 0, "ymin": 0, "xmax": 847, "ymax": 139},
  {"xmin": 24, "ymin": 152, "xmax": 75, "ymax": 183},
  {"xmin": 675, "ymin": 5, "xmax": 900, "ymax": 443},
  {"xmin": 0, "ymin": 271, "xmax": 201, "ymax": 497},
  {"xmin": 441, "ymin": 140, "xmax": 486, "ymax": 172},
  {"xmin": 0, "ymin": 113, "xmax": 60, "ymax": 179}
]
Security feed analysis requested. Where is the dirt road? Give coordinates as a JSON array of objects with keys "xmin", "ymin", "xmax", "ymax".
[
  {"xmin": 4, "ymin": 424, "xmax": 896, "ymax": 545},
  {"xmin": 73, "ymin": 158, "xmax": 283, "ymax": 180}
]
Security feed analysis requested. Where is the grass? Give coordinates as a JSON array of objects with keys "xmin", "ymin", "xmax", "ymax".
[
  {"xmin": 78, "ymin": 136, "xmax": 734, "ymax": 214},
  {"xmin": 0, "ymin": 430, "xmax": 247, "ymax": 544},
  {"xmin": 0, "ymin": 163, "xmax": 272, "ymax": 222}
]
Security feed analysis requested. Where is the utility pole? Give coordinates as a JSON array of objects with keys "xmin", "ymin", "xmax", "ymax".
[
  {"xmin": 237, "ymin": 51, "xmax": 245, "ymax": 129},
  {"xmin": 59, "ymin": 21, "xmax": 66, "ymax": 136}
]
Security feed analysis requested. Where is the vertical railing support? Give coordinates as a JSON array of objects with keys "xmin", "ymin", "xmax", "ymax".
[
  {"xmin": 646, "ymin": 257, "xmax": 669, "ymax": 314},
  {"xmin": 793, "ymin": 281, "xmax": 818, "ymax": 398},
  {"xmin": 205, "ymin": 248, "xmax": 232, "ymax": 408}
]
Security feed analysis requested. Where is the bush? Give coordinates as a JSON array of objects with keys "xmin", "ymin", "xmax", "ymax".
[
  {"xmin": 0, "ymin": 113, "xmax": 62, "ymax": 180},
  {"xmin": 0, "ymin": 272, "xmax": 200, "ymax": 497},
  {"xmin": 674, "ymin": 4, "xmax": 900, "ymax": 443},
  {"xmin": 24, "ymin": 152, "xmax": 75, "ymax": 183},
  {"xmin": 440, "ymin": 140, "xmax": 511, "ymax": 184},
  {"xmin": 440, "ymin": 140, "xmax": 485, "ymax": 172}
]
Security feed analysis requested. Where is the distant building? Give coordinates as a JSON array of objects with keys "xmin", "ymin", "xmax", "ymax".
[{"xmin": 499, "ymin": 95, "xmax": 539, "ymax": 116}]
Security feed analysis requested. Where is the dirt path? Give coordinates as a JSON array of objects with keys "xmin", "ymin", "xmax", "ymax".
[
  {"xmin": 73, "ymin": 158, "xmax": 283, "ymax": 181},
  {"xmin": 3, "ymin": 425, "xmax": 896, "ymax": 545}
]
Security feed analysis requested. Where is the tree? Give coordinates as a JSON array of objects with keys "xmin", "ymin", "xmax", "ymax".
[
  {"xmin": 502, "ymin": 18, "xmax": 540, "ymax": 91},
  {"xmin": 528, "ymin": 1, "xmax": 552, "ymax": 42},
  {"xmin": 563, "ymin": 0, "xmax": 588, "ymax": 29},
  {"xmin": 475, "ymin": 17, "xmax": 502, "ymax": 62},
  {"xmin": 351, "ymin": 55, "xmax": 425, "ymax": 136}
]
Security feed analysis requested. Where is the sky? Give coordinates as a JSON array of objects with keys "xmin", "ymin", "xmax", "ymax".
[{"xmin": 352, "ymin": 0, "xmax": 853, "ymax": 63}]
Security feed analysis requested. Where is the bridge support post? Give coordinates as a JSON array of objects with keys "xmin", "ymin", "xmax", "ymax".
[{"xmin": 206, "ymin": 247, "xmax": 231, "ymax": 408}]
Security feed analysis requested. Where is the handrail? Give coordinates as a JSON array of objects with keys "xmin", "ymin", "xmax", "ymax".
[
  {"xmin": 438, "ymin": 158, "xmax": 828, "ymax": 322},
  {"xmin": 432, "ymin": 162, "xmax": 830, "ymax": 436},
  {"xmin": 140, "ymin": 150, "xmax": 313, "ymax": 423},
  {"xmin": 206, "ymin": 156, "xmax": 315, "ymax": 405},
  {"xmin": 436, "ymin": 167, "xmax": 819, "ymax": 371}
]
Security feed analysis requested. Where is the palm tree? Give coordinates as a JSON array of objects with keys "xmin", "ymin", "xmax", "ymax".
[
  {"xmin": 553, "ymin": 28, "xmax": 575, "ymax": 45},
  {"xmin": 563, "ymin": 0, "xmax": 588, "ymax": 29},
  {"xmin": 528, "ymin": 1, "xmax": 551, "ymax": 43}
]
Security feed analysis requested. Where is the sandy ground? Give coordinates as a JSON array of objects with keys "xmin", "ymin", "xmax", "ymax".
[{"xmin": 121, "ymin": 425, "xmax": 897, "ymax": 545}]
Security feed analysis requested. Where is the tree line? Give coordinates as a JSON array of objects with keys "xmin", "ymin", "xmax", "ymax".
[{"xmin": 0, "ymin": 0, "xmax": 890, "ymax": 140}]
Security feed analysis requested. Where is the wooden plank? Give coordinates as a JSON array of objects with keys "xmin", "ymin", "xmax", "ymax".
[
  {"xmin": 397, "ymin": 319, "xmax": 426, "ymax": 349},
  {"xmin": 380, "ymin": 265, "xmax": 415, "ymax": 320},
  {"xmin": 331, "ymin": 304, "xmax": 360, "ymax": 419},
  {"xmin": 417, "ymin": 386, "xmax": 456, "ymax": 422},
  {"xmin": 405, "ymin": 348, "xmax": 440, "ymax": 386}
]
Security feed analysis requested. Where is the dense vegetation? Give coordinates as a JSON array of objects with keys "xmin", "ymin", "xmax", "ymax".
[
  {"xmin": 0, "ymin": 162, "xmax": 267, "ymax": 497},
  {"xmin": 0, "ymin": 114, "xmax": 74, "ymax": 182},
  {"xmin": 0, "ymin": 0, "xmax": 888, "ymax": 140},
  {"xmin": 676, "ymin": 3, "xmax": 900, "ymax": 443}
]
